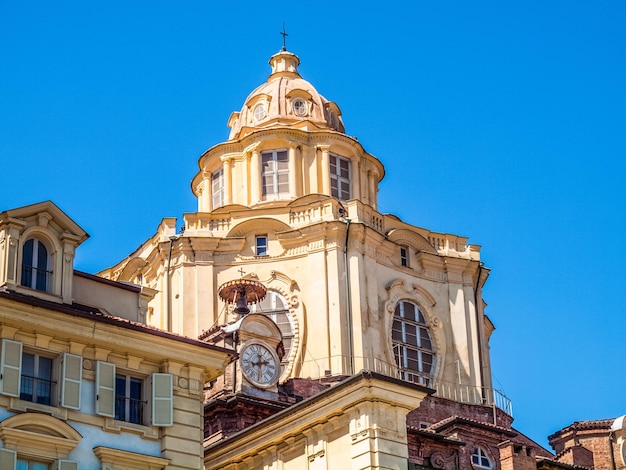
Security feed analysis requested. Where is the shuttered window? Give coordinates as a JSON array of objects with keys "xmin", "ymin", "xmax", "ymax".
[
  {"xmin": 96, "ymin": 361, "xmax": 115, "ymax": 418},
  {"xmin": 0, "ymin": 450, "xmax": 78, "ymax": 470},
  {"xmin": 0, "ymin": 339, "xmax": 23, "ymax": 397},
  {"xmin": 61, "ymin": 353, "xmax": 82, "ymax": 410},
  {"xmin": 96, "ymin": 362, "xmax": 172, "ymax": 427},
  {"xmin": 0, "ymin": 449, "xmax": 16, "ymax": 469},
  {"xmin": 152, "ymin": 373, "xmax": 173, "ymax": 427}
]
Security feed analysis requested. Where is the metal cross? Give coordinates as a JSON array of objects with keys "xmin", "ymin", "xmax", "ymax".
[
  {"xmin": 238, "ymin": 267, "xmax": 246, "ymax": 278},
  {"xmin": 280, "ymin": 23, "xmax": 288, "ymax": 51}
]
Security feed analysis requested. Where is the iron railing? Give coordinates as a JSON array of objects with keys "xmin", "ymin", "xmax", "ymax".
[
  {"xmin": 21, "ymin": 265, "xmax": 52, "ymax": 292},
  {"xmin": 115, "ymin": 396, "xmax": 145, "ymax": 424},
  {"xmin": 20, "ymin": 374, "xmax": 55, "ymax": 406},
  {"xmin": 298, "ymin": 355, "xmax": 512, "ymax": 416}
]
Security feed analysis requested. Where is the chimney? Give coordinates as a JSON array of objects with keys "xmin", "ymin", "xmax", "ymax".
[{"xmin": 498, "ymin": 441, "xmax": 536, "ymax": 470}]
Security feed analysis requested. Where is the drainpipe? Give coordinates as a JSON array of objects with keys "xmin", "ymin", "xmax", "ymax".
[
  {"xmin": 166, "ymin": 235, "xmax": 179, "ymax": 332},
  {"xmin": 474, "ymin": 262, "xmax": 487, "ymax": 403},
  {"xmin": 343, "ymin": 218, "xmax": 354, "ymax": 375},
  {"xmin": 608, "ymin": 431, "xmax": 617, "ymax": 470}
]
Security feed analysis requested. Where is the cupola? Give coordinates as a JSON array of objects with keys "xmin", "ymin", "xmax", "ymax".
[{"xmin": 227, "ymin": 50, "xmax": 346, "ymax": 140}]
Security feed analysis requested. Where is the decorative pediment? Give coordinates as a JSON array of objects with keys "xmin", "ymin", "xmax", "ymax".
[
  {"xmin": 0, "ymin": 413, "xmax": 81, "ymax": 460},
  {"xmin": 0, "ymin": 201, "xmax": 88, "ymax": 244}
]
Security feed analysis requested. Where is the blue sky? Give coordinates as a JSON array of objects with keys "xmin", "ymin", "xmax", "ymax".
[{"xmin": 2, "ymin": 1, "xmax": 625, "ymax": 450}]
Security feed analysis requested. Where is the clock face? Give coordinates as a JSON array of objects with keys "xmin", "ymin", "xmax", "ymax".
[
  {"xmin": 292, "ymin": 99, "xmax": 307, "ymax": 116},
  {"xmin": 240, "ymin": 342, "xmax": 279, "ymax": 387},
  {"xmin": 253, "ymin": 104, "xmax": 266, "ymax": 122}
]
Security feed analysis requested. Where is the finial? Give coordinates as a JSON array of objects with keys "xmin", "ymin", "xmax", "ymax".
[{"xmin": 280, "ymin": 23, "xmax": 288, "ymax": 51}]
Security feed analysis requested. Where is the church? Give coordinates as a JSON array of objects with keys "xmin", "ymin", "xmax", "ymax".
[{"xmin": 0, "ymin": 46, "xmax": 624, "ymax": 469}]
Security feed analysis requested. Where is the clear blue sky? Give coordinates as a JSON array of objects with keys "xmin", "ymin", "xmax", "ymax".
[{"xmin": 2, "ymin": 1, "xmax": 625, "ymax": 450}]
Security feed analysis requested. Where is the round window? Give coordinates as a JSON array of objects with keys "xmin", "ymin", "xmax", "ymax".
[
  {"xmin": 292, "ymin": 99, "xmax": 307, "ymax": 116},
  {"xmin": 253, "ymin": 104, "xmax": 266, "ymax": 121}
]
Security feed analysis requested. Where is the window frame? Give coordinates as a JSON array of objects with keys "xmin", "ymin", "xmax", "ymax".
[
  {"xmin": 255, "ymin": 235, "xmax": 268, "ymax": 256},
  {"xmin": 261, "ymin": 149, "xmax": 290, "ymax": 200},
  {"xmin": 400, "ymin": 246, "xmax": 409, "ymax": 267},
  {"xmin": 20, "ymin": 238, "xmax": 52, "ymax": 292},
  {"xmin": 20, "ymin": 351, "xmax": 56, "ymax": 406},
  {"xmin": 211, "ymin": 167, "xmax": 224, "ymax": 210},
  {"xmin": 471, "ymin": 447, "xmax": 493, "ymax": 469},
  {"xmin": 391, "ymin": 301, "xmax": 436, "ymax": 386},
  {"xmin": 330, "ymin": 154, "xmax": 351, "ymax": 201},
  {"xmin": 115, "ymin": 373, "xmax": 146, "ymax": 425}
]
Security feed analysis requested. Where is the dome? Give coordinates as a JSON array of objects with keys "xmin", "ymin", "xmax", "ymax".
[
  {"xmin": 227, "ymin": 50, "xmax": 346, "ymax": 140},
  {"xmin": 611, "ymin": 415, "xmax": 626, "ymax": 431}
]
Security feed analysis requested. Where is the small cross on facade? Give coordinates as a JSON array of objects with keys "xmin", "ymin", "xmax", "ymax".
[{"xmin": 238, "ymin": 267, "xmax": 246, "ymax": 278}]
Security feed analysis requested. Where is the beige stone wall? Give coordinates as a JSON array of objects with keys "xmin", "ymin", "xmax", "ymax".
[{"xmin": 205, "ymin": 373, "xmax": 428, "ymax": 470}]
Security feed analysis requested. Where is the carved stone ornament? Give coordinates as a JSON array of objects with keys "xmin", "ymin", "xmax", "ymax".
[{"xmin": 430, "ymin": 451, "xmax": 456, "ymax": 470}]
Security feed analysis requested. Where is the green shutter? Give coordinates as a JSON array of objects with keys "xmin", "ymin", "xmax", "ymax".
[
  {"xmin": 61, "ymin": 353, "xmax": 82, "ymax": 410},
  {"xmin": 95, "ymin": 361, "xmax": 115, "ymax": 418},
  {"xmin": 0, "ymin": 448, "xmax": 16, "ymax": 470},
  {"xmin": 55, "ymin": 460, "xmax": 78, "ymax": 470},
  {"xmin": 151, "ymin": 373, "xmax": 173, "ymax": 427},
  {"xmin": 0, "ymin": 339, "xmax": 22, "ymax": 397}
]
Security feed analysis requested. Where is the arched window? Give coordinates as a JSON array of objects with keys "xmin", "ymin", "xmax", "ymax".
[
  {"xmin": 472, "ymin": 447, "xmax": 493, "ymax": 469},
  {"xmin": 21, "ymin": 238, "xmax": 51, "ymax": 292},
  {"xmin": 392, "ymin": 301, "xmax": 435, "ymax": 386},
  {"xmin": 251, "ymin": 291, "xmax": 294, "ymax": 367}
]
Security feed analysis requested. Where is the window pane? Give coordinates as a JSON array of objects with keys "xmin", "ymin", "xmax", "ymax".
[
  {"xmin": 420, "ymin": 329, "xmax": 432, "ymax": 350},
  {"xmin": 38, "ymin": 356, "xmax": 53, "ymax": 380},
  {"xmin": 130, "ymin": 377, "xmax": 142, "ymax": 400},
  {"xmin": 403, "ymin": 303, "xmax": 415, "ymax": 321},
  {"xmin": 22, "ymin": 353, "xmax": 34, "ymax": 376},
  {"xmin": 36, "ymin": 242, "xmax": 48, "ymax": 271}
]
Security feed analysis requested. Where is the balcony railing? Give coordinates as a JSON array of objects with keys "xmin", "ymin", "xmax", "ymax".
[
  {"xmin": 297, "ymin": 355, "xmax": 512, "ymax": 416},
  {"xmin": 115, "ymin": 396, "xmax": 145, "ymax": 424},
  {"xmin": 20, "ymin": 374, "xmax": 55, "ymax": 406},
  {"xmin": 21, "ymin": 265, "xmax": 52, "ymax": 292}
]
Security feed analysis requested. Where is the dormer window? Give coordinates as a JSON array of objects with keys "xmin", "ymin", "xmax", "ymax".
[
  {"xmin": 292, "ymin": 99, "xmax": 308, "ymax": 116},
  {"xmin": 400, "ymin": 246, "xmax": 409, "ymax": 267},
  {"xmin": 330, "ymin": 154, "xmax": 351, "ymax": 201},
  {"xmin": 21, "ymin": 238, "xmax": 51, "ymax": 292},
  {"xmin": 253, "ymin": 103, "xmax": 266, "ymax": 122}
]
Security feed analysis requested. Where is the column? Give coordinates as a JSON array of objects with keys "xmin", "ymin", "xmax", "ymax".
[
  {"xmin": 351, "ymin": 156, "xmax": 360, "ymax": 200},
  {"xmin": 223, "ymin": 157, "xmax": 232, "ymax": 206},
  {"xmin": 200, "ymin": 171, "xmax": 211, "ymax": 212},
  {"xmin": 368, "ymin": 171, "xmax": 376, "ymax": 210},
  {"xmin": 250, "ymin": 149, "xmax": 260, "ymax": 204},
  {"xmin": 288, "ymin": 144, "xmax": 298, "ymax": 198},
  {"xmin": 319, "ymin": 145, "xmax": 331, "ymax": 195}
]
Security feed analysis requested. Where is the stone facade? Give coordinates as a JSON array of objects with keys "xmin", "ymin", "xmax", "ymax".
[{"xmin": 0, "ymin": 202, "xmax": 234, "ymax": 469}]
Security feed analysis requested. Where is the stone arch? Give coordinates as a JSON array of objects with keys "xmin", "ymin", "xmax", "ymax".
[
  {"xmin": 384, "ymin": 279, "xmax": 445, "ymax": 383},
  {"xmin": 386, "ymin": 228, "xmax": 438, "ymax": 255},
  {"xmin": 0, "ymin": 413, "xmax": 82, "ymax": 460},
  {"xmin": 227, "ymin": 218, "xmax": 291, "ymax": 238},
  {"xmin": 117, "ymin": 256, "xmax": 148, "ymax": 282},
  {"xmin": 248, "ymin": 269, "xmax": 303, "ymax": 380}
]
